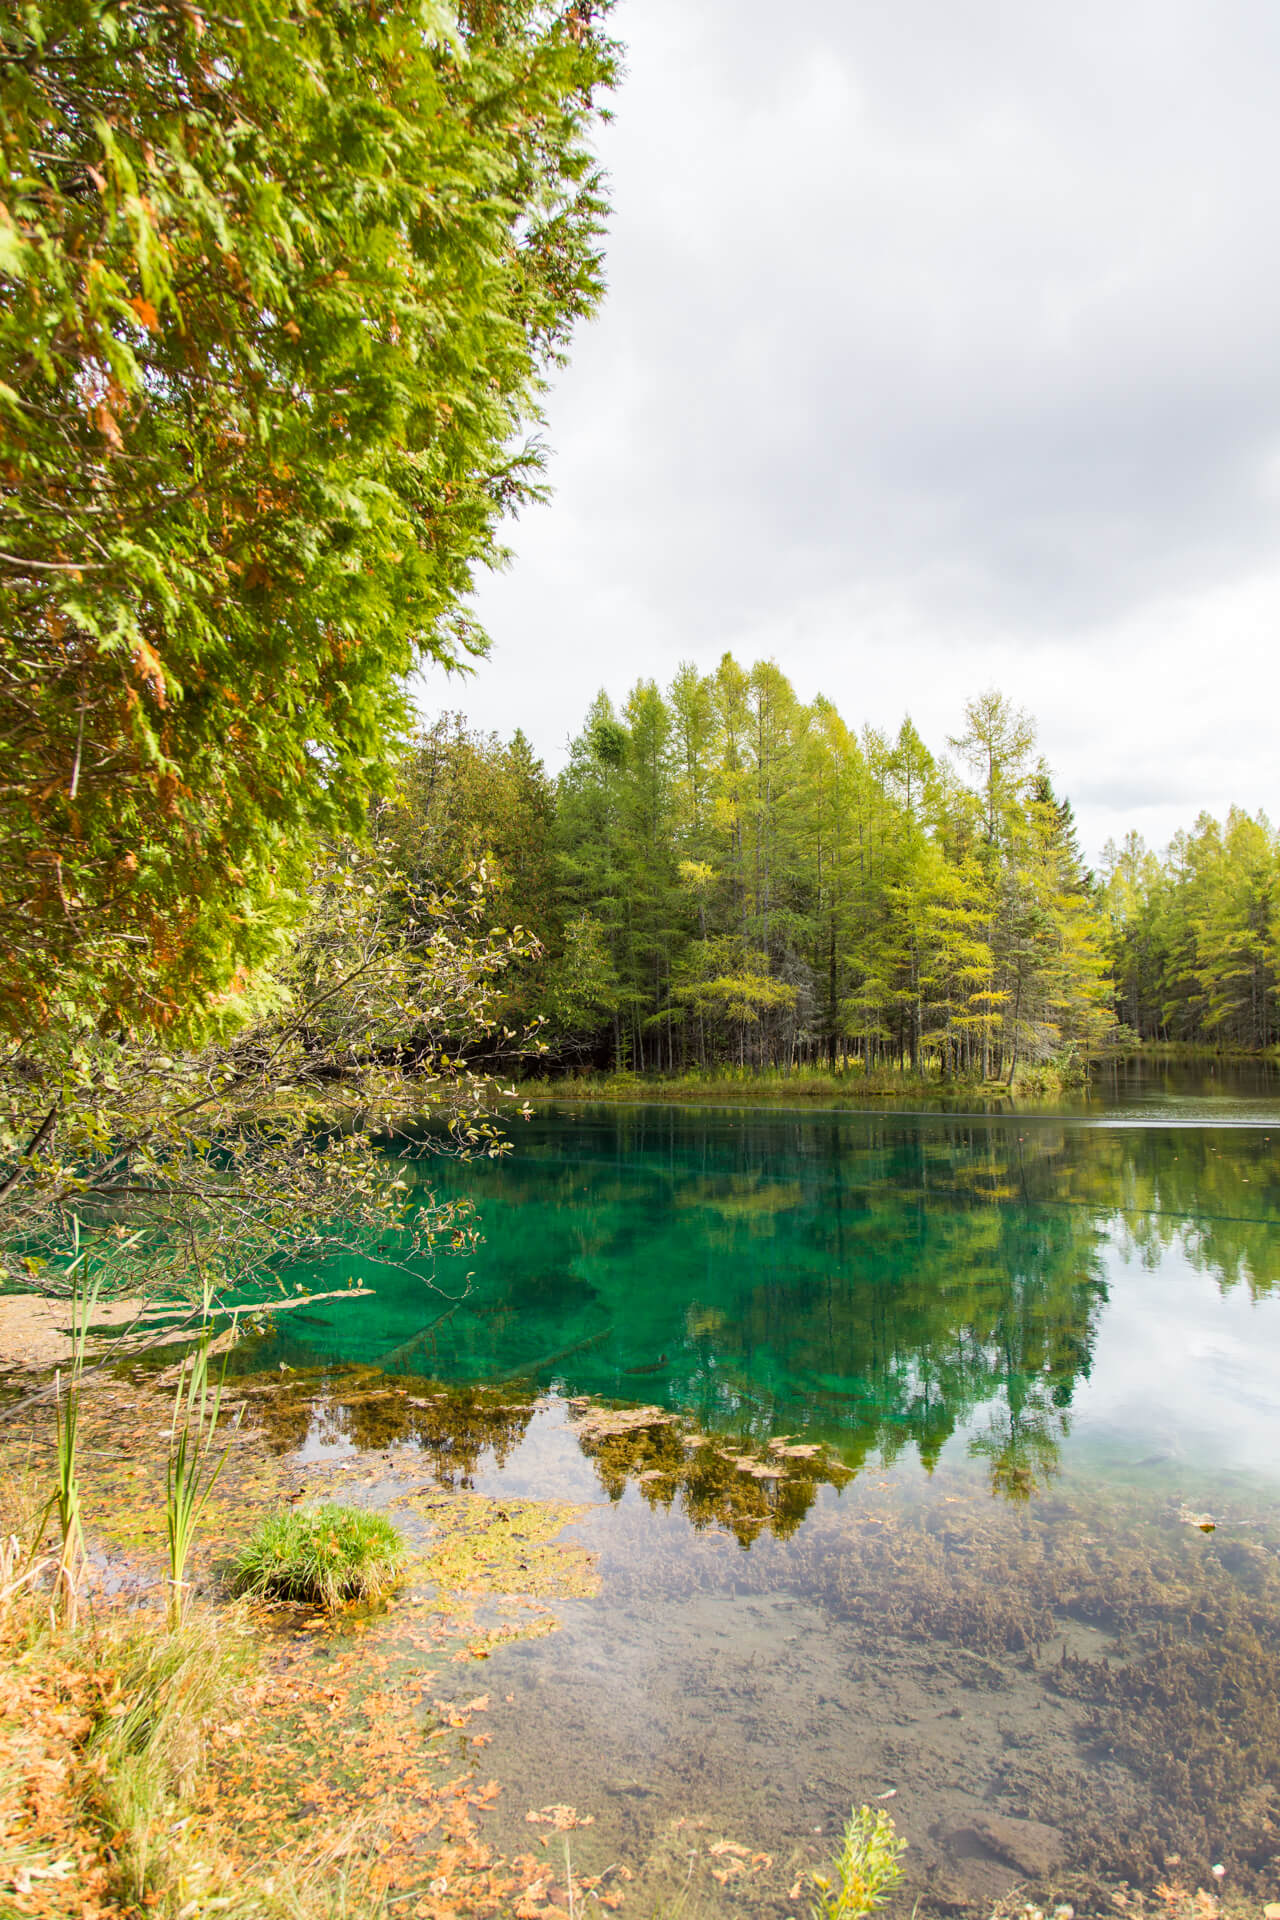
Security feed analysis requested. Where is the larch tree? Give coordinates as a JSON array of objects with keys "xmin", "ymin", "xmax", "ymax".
[{"xmin": 532, "ymin": 662, "xmax": 1117, "ymax": 1078}]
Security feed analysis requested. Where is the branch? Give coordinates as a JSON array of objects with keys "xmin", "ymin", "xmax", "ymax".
[
  {"xmin": 0, "ymin": 552, "xmax": 104, "ymax": 574},
  {"xmin": 0, "ymin": 1099, "xmax": 61, "ymax": 1203}
]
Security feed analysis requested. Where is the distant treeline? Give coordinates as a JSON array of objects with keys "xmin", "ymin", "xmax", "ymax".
[
  {"xmin": 381, "ymin": 659, "xmax": 1278, "ymax": 1076},
  {"xmin": 1104, "ymin": 814, "xmax": 1279, "ymax": 1051}
]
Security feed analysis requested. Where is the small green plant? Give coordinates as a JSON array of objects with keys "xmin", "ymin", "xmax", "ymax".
[
  {"xmin": 809, "ymin": 1805, "xmax": 906, "ymax": 1920},
  {"xmin": 229, "ymin": 1504, "xmax": 405, "ymax": 1610}
]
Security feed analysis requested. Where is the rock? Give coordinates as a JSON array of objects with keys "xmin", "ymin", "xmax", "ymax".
[{"xmin": 970, "ymin": 1815, "xmax": 1065, "ymax": 1879}]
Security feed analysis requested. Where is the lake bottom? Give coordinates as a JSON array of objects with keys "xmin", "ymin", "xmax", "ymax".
[{"xmin": 276, "ymin": 1377, "xmax": 1280, "ymax": 1916}]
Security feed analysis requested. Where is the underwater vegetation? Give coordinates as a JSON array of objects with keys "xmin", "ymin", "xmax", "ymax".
[{"xmin": 809, "ymin": 1805, "xmax": 907, "ymax": 1920}]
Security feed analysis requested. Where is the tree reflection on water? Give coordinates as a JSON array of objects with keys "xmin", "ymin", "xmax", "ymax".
[{"xmin": 236, "ymin": 1105, "xmax": 1280, "ymax": 1508}]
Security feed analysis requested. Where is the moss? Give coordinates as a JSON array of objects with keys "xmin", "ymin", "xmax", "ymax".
[{"xmin": 397, "ymin": 1487, "xmax": 601, "ymax": 1602}]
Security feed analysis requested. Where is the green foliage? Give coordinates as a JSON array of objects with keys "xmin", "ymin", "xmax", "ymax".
[
  {"xmin": 0, "ymin": 0, "xmax": 616, "ymax": 1037},
  {"xmin": 809, "ymin": 1806, "xmax": 906, "ymax": 1920},
  {"xmin": 1103, "ymin": 811, "xmax": 1280, "ymax": 1050},
  {"xmin": 407, "ymin": 670, "xmax": 1119, "ymax": 1077},
  {"xmin": 230, "ymin": 1503, "xmax": 405, "ymax": 1609},
  {"xmin": 0, "ymin": 851, "xmax": 538, "ymax": 1298},
  {"xmin": 383, "ymin": 715, "xmax": 559, "ymax": 934},
  {"xmin": 541, "ymin": 910, "xmax": 622, "ymax": 1038}
]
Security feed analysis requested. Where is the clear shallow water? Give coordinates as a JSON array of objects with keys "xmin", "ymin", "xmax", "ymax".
[{"xmin": 235, "ymin": 1064, "xmax": 1280, "ymax": 1908}]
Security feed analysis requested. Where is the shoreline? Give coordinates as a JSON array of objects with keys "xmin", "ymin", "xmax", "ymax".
[{"xmin": 2, "ymin": 1360, "xmax": 1271, "ymax": 1920}]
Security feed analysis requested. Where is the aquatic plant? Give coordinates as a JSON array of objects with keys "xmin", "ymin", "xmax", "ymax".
[
  {"xmin": 809, "ymin": 1805, "xmax": 906, "ymax": 1920},
  {"xmin": 403, "ymin": 1486, "xmax": 599, "ymax": 1605},
  {"xmin": 230, "ymin": 1504, "xmax": 405, "ymax": 1609}
]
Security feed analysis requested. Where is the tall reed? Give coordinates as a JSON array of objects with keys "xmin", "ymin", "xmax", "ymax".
[
  {"xmin": 50, "ymin": 1224, "xmax": 101, "ymax": 1629},
  {"xmin": 165, "ymin": 1304, "xmax": 234, "ymax": 1629}
]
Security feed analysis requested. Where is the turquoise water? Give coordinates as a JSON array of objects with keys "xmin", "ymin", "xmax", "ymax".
[
  {"xmin": 242, "ymin": 1081, "xmax": 1280, "ymax": 1495},
  {"xmin": 233, "ymin": 1066, "xmax": 1280, "ymax": 1907}
]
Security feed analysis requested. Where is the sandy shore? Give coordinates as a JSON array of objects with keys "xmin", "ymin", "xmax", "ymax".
[{"xmin": 0, "ymin": 1290, "xmax": 155, "ymax": 1370}]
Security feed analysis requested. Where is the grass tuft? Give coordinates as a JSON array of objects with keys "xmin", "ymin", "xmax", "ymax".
[{"xmin": 229, "ymin": 1503, "xmax": 405, "ymax": 1609}]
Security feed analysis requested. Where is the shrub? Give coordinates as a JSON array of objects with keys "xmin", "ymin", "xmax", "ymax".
[{"xmin": 230, "ymin": 1505, "xmax": 405, "ymax": 1610}]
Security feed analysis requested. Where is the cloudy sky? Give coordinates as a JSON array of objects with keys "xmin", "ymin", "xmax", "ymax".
[{"xmin": 419, "ymin": 0, "xmax": 1280, "ymax": 863}]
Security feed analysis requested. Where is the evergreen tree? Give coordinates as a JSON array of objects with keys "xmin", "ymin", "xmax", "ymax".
[
  {"xmin": 1, "ymin": 0, "xmax": 617, "ymax": 1035},
  {"xmin": 539, "ymin": 660, "xmax": 1121, "ymax": 1077}
]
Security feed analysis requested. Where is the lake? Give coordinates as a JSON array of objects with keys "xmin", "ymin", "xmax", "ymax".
[{"xmin": 233, "ymin": 1062, "xmax": 1280, "ymax": 1910}]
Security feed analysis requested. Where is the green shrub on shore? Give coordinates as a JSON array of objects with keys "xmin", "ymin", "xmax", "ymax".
[{"xmin": 230, "ymin": 1505, "xmax": 405, "ymax": 1610}]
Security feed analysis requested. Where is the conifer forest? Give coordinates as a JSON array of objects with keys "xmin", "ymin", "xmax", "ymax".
[{"xmin": 390, "ymin": 664, "xmax": 1280, "ymax": 1080}]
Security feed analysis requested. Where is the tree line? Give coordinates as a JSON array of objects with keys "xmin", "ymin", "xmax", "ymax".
[
  {"xmin": 1103, "ymin": 813, "xmax": 1280, "ymax": 1051},
  {"xmin": 394, "ymin": 664, "xmax": 1114, "ymax": 1079},
  {"xmin": 397, "ymin": 664, "xmax": 1280, "ymax": 1076}
]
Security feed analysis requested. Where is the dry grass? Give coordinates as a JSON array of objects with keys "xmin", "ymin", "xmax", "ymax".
[{"xmin": 0, "ymin": 1552, "xmax": 389, "ymax": 1919}]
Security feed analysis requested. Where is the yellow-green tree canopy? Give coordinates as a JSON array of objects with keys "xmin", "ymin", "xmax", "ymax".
[{"xmin": 0, "ymin": 0, "xmax": 616, "ymax": 1036}]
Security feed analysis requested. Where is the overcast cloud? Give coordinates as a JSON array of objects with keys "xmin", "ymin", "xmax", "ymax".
[{"xmin": 419, "ymin": 0, "xmax": 1280, "ymax": 862}]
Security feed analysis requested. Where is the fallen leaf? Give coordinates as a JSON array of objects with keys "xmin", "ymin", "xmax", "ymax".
[
  {"xmin": 1177, "ymin": 1507, "xmax": 1216, "ymax": 1532},
  {"xmin": 525, "ymin": 1805, "xmax": 594, "ymax": 1830}
]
